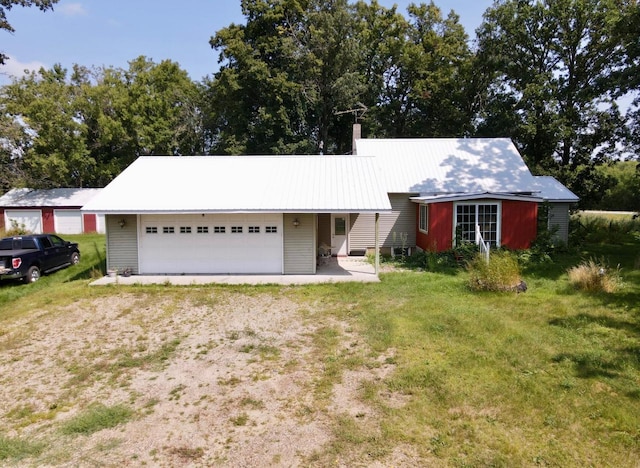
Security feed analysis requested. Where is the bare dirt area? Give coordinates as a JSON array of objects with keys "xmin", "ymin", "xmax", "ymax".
[{"xmin": 0, "ymin": 290, "xmax": 404, "ymax": 467}]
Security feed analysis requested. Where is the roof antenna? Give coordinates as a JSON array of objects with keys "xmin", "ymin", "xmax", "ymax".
[{"xmin": 335, "ymin": 103, "xmax": 367, "ymax": 155}]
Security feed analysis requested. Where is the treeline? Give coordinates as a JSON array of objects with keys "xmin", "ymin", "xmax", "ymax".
[{"xmin": 1, "ymin": 0, "xmax": 639, "ymax": 209}]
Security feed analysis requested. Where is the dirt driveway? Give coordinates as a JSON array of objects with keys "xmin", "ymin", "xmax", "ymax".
[{"xmin": 0, "ymin": 290, "xmax": 411, "ymax": 467}]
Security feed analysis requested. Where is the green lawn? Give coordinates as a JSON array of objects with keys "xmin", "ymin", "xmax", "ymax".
[{"xmin": 0, "ymin": 232, "xmax": 639, "ymax": 465}]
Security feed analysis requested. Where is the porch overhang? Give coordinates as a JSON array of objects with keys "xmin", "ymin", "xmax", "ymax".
[{"xmin": 410, "ymin": 192, "xmax": 544, "ymax": 204}]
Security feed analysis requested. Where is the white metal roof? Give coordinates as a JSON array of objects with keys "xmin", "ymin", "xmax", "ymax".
[
  {"xmin": 356, "ymin": 138, "xmax": 539, "ymax": 194},
  {"xmin": 532, "ymin": 176, "xmax": 579, "ymax": 202},
  {"xmin": 0, "ymin": 188, "xmax": 102, "ymax": 207},
  {"xmin": 81, "ymin": 155, "xmax": 392, "ymax": 213}
]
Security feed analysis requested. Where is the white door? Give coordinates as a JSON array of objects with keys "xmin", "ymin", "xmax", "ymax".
[
  {"xmin": 139, "ymin": 214, "xmax": 283, "ymax": 274},
  {"xmin": 5, "ymin": 210, "xmax": 42, "ymax": 233},
  {"xmin": 54, "ymin": 210, "xmax": 83, "ymax": 234},
  {"xmin": 331, "ymin": 214, "xmax": 348, "ymax": 256}
]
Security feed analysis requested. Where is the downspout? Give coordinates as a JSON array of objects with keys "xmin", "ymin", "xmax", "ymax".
[{"xmin": 375, "ymin": 212, "xmax": 380, "ymax": 275}]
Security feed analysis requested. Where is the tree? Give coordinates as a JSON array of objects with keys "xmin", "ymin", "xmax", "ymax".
[
  {"xmin": 0, "ymin": 0, "xmax": 58, "ymax": 65},
  {"xmin": 476, "ymin": 0, "xmax": 634, "ymax": 207},
  {"xmin": 0, "ymin": 57, "xmax": 203, "ymax": 188},
  {"xmin": 363, "ymin": 1, "xmax": 474, "ymax": 138}
]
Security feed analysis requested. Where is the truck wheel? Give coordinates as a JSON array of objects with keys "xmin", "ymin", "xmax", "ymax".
[
  {"xmin": 25, "ymin": 266, "xmax": 40, "ymax": 284},
  {"xmin": 70, "ymin": 252, "xmax": 80, "ymax": 265}
]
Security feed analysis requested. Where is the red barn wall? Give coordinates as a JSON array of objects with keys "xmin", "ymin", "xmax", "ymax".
[
  {"xmin": 501, "ymin": 200, "xmax": 538, "ymax": 249},
  {"xmin": 416, "ymin": 202, "xmax": 454, "ymax": 252}
]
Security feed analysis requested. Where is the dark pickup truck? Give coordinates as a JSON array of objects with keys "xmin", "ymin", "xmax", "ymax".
[{"xmin": 0, "ymin": 234, "xmax": 80, "ymax": 283}]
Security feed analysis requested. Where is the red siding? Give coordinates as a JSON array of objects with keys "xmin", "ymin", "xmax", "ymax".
[
  {"xmin": 501, "ymin": 200, "xmax": 537, "ymax": 249},
  {"xmin": 416, "ymin": 202, "xmax": 454, "ymax": 252},
  {"xmin": 83, "ymin": 213, "xmax": 97, "ymax": 233},
  {"xmin": 0, "ymin": 208, "xmax": 4, "ymax": 231},
  {"xmin": 42, "ymin": 208, "xmax": 55, "ymax": 233}
]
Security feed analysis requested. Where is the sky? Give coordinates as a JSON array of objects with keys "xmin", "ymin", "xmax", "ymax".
[{"xmin": 0, "ymin": 0, "xmax": 493, "ymax": 85}]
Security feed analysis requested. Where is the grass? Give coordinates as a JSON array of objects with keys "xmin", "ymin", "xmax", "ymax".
[
  {"xmin": 60, "ymin": 404, "xmax": 133, "ymax": 435},
  {"xmin": 0, "ymin": 227, "xmax": 639, "ymax": 465}
]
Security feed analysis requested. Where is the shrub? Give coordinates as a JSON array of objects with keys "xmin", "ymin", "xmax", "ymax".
[
  {"xmin": 567, "ymin": 258, "xmax": 621, "ymax": 293},
  {"xmin": 467, "ymin": 250, "xmax": 522, "ymax": 292}
]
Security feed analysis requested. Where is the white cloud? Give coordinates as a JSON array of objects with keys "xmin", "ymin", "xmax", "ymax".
[
  {"xmin": 0, "ymin": 55, "xmax": 48, "ymax": 80},
  {"xmin": 58, "ymin": 3, "xmax": 88, "ymax": 16}
]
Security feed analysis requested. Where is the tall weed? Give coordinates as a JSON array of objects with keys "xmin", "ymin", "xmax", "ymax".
[
  {"xmin": 567, "ymin": 258, "xmax": 621, "ymax": 293},
  {"xmin": 467, "ymin": 250, "xmax": 522, "ymax": 292}
]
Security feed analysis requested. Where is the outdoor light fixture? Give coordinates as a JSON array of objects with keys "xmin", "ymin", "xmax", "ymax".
[
  {"xmin": 292, "ymin": 218, "xmax": 300, "ymax": 228},
  {"xmin": 119, "ymin": 219, "xmax": 126, "ymax": 229}
]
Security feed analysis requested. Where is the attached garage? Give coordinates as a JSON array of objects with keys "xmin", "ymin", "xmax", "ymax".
[
  {"xmin": 82, "ymin": 155, "xmax": 391, "ymax": 276},
  {"xmin": 139, "ymin": 214, "xmax": 283, "ymax": 274}
]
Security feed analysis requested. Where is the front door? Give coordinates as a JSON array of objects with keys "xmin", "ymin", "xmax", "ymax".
[{"xmin": 331, "ymin": 214, "xmax": 348, "ymax": 256}]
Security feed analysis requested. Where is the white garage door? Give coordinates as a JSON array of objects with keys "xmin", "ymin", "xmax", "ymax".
[
  {"xmin": 139, "ymin": 214, "xmax": 283, "ymax": 274},
  {"xmin": 5, "ymin": 210, "xmax": 42, "ymax": 233},
  {"xmin": 54, "ymin": 210, "xmax": 83, "ymax": 234}
]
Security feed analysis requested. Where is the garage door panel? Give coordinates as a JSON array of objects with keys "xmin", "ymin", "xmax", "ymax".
[
  {"xmin": 54, "ymin": 210, "xmax": 83, "ymax": 234},
  {"xmin": 139, "ymin": 214, "xmax": 283, "ymax": 274},
  {"xmin": 5, "ymin": 210, "xmax": 42, "ymax": 234}
]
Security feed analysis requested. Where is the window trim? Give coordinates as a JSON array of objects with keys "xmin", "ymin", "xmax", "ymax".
[
  {"xmin": 453, "ymin": 201, "xmax": 501, "ymax": 247},
  {"xmin": 419, "ymin": 204, "xmax": 428, "ymax": 234}
]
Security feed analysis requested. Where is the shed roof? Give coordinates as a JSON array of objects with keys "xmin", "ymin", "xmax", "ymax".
[
  {"xmin": 0, "ymin": 188, "xmax": 102, "ymax": 207},
  {"xmin": 356, "ymin": 138, "xmax": 538, "ymax": 194},
  {"xmin": 82, "ymin": 155, "xmax": 392, "ymax": 214},
  {"xmin": 532, "ymin": 176, "xmax": 579, "ymax": 202}
]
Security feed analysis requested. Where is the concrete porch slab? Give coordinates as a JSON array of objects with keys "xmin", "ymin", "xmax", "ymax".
[{"xmin": 89, "ymin": 257, "xmax": 378, "ymax": 286}]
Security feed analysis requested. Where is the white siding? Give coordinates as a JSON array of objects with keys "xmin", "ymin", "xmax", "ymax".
[
  {"xmin": 548, "ymin": 203, "xmax": 571, "ymax": 245},
  {"xmin": 349, "ymin": 194, "xmax": 416, "ymax": 251},
  {"xmin": 106, "ymin": 214, "xmax": 139, "ymax": 274},
  {"xmin": 283, "ymin": 213, "xmax": 316, "ymax": 274}
]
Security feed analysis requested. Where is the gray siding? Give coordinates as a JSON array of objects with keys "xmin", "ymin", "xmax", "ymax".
[
  {"xmin": 548, "ymin": 203, "xmax": 570, "ymax": 245},
  {"xmin": 349, "ymin": 194, "xmax": 416, "ymax": 251},
  {"xmin": 106, "ymin": 214, "xmax": 139, "ymax": 273},
  {"xmin": 283, "ymin": 213, "xmax": 316, "ymax": 274}
]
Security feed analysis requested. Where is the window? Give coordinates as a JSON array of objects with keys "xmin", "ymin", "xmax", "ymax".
[
  {"xmin": 145, "ymin": 227, "xmax": 158, "ymax": 234},
  {"xmin": 163, "ymin": 226, "xmax": 175, "ymax": 234},
  {"xmin": 266, "ymin": 226, "xmax": 277, "ymax": 233},
  {"xmin": 197, "ymin": 226, "xmax": 209, "ymax": 234},
  {"xmin": 455, "ymin": 203, "xmax": 499, "ymax": 246},
  {"xmin": 231, "ymin": 226, "xmax": 243, "ymax": 233},
  {"xmin": 248, "ymin": 226, "xmax": 260, "ymax": 233},
  {"xmin": 419, "ymin": 205, "xmax": 428, "ymax": 233},
  {"xmin": 213, "ymin": 226, "xmax": 225, "ymax": 233},
  {"xmin": 180, "ymin": 226, "xmax": 192, "ymax": 234}
]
